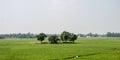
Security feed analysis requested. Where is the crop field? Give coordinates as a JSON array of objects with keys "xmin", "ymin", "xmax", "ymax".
[{"xmin": 0, "ymin": 38, "xmax": 120, "ymax": 60}]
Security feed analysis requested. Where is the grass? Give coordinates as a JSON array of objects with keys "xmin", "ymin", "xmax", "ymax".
[{"xmin": 0, "ymin": 37, "xmax": 120, "ymax": 60}]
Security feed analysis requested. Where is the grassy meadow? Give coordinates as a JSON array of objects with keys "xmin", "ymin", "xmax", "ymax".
[{"xmin": 0, "ymin": 38, "xmax": 120, "ymax": 60}]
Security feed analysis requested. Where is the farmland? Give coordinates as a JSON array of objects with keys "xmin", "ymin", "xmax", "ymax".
[{"xmin": 0, "ymin": 38, "xmax": 120, "ymax": 60}]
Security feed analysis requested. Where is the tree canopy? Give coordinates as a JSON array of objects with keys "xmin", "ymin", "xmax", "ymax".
[
  {"xmin": 69, "ymin": 33, "xmax": 78, "ymax": 43},
  {"xmin": 48, "ymin": 35, "xmax": 59, "ymax": 44},
  {"xmin": 36, "ymin": 33, "xmax": 47, "ymax": 43},
  {"xmin": 60, "ymin": 31, "xmax": 78, "ymax": 43}
]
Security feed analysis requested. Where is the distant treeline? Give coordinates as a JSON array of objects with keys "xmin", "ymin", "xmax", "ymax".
[
  {"xmin": 79, "ymin": 32, "xmax": 120, "ymax": 37},
  {"xmin": 0, "ymin": 33, "xmax": 36, "ymax": 39},
  {"xmin": 0, "ymin": 33, "xmax": 57, "ymax": 39},
  {"xmin": 0, "ymin": 32, "xmax": 120, "ymax": 39}
]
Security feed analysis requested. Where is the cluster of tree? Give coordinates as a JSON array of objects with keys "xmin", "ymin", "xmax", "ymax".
[
  {"xmin": 36, "ymin": 31, "xmax": 78, "ymax": 44},
  {"xmin": 1, "ymin": 32, "xmax": 120, "ymax": 39},
  {"xmin": 79, "ymin": 33, "xmax": 100, "ymax": 37},
  {"xmin": 60, "ymin": 31, "xmax": 78, "ymax": 43},
  {"xmin": 106, "ymin": 32, "xmax": 120, "ymax": 37},
  {"xmin": 79, "ymin": 32, "xmax": 120, "ymax": 37},
  {"xmin": 0, "ymin": 36, "xmax": 5, "ymax": 39},
  {"xmin": 0, "ymin": 33, "xmax": 36, "ymax": 39}
]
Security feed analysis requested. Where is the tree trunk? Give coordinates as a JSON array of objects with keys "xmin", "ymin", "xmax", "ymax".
[
  {"xmin": 40, "ymin": 41, "xmax": 42, "ymax": 44},
  {"xmin": 73, "ymin": 41, "xmax": 74, "ymax": 43}
]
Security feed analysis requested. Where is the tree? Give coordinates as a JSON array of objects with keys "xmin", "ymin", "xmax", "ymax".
[
  {"xmin": 94, "ymin": 33, "xmax": 98, "ymax": 37},
  {"xmin": 36, "ymin": 33, "xmax": 47, "ymax": 43},
  {"xmin": 0, "ymin": 36, "xmax": 5, "ymax": 39},
  {"xmin": 87, "ymin": 32, "xmax": 93, "ymax": 37},
  {"xmin": 79, "ymin": 34, "xmax": 86, "ymax": 37},
  {"xmin": 69, "ymin": 33, "xmax": 78, "ymax": 43},
  {"xmin": 60, "ymin": 31, "xmax": 78, "ymax": 43},
  {"xmin": 106, "ymin": 32, "xmax": 112, "ymax": 37},
  {"xmin": 60, "ymin": 31, "xmax": 71, "ymax": 42},
  {"xmin": 106, "ymin": 32, "xmax": 120, "ymax": 37},
  {"xmin": 48, "ymin": 35, "xmax": 59, "ymax": 44}
]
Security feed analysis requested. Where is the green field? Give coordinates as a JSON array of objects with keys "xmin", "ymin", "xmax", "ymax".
[{"xmin": 0, "ymin": 38, "xmax": 120, "ymax": 60}]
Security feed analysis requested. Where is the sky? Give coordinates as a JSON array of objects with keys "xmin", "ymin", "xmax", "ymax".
[{"xmin": 0, "ymin": 0, "xmax": 120, "ymax": 34}]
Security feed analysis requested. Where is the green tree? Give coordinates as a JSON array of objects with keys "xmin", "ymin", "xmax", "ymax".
[
  {"xmin": 36, "ymin": 33, "xmax": 47, "ymax": 43},
  {"xmin": 0, "ymin": 36, "xmax": 5, "ymax": 39},
  {"xmin": 87, "ymin": 32, "xmax": 93, "ymax": 37},
  {"xmin": 60, "ymin": 31, "xmax": 71, "ymax": 42},
  {"xmin": 94, "ymin": 33, "xmax": 98, "ymax": 37},
  {"xmin": 48, "ymin": 35, "xmax": 59, "ymax": 44},
  {"xmin": 69, "ymin": 33, "xmax": 78, "ymax": 43}
]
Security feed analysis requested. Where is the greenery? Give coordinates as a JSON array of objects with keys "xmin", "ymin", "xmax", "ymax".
[
  {"xmin": 0, "ymin": 33, "xmax": 36, "ymax": 38},
  {"xmin": 0, "ymin": 38, "xmax": 120, "ymax": 60},
  {"xmin": 69, "ymin": 33, "xmax": 78, "ymax": 43},
  {"xmin": 48, "ymin": 35, "xmax": 60, "ymax": 44},
  {"xmin": 0, "ymin": 36, "xmax": 5, "ymax": 39},
  {"xmin": 106, "ymin": 32, "xmax": 120, "ymax": 37},
  {"xmin": 36, "ymin": 31, "xmax": 78, "ymax": 44},
  {"xmin": 79, "ymin": 32, "xmax": 120, "ymax": 37},
  {"xmin": 61, "ymin": 31, "xmax": 71, "ymax": 42},
  {"xmin": 36, "ymin": 33, "xmax": 47, "ymax": 43},
  {"xmin": 60, "ymin": 31, "xmax": 78, "ymax": 43},
  {"xmin": 1, "ymin": 32, "xmax": 120, "ymax": 39}
]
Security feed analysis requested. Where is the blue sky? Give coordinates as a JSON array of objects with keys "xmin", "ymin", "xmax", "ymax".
[{"xmin": 0, "ymin": 0, "xmax": 120, "ymax": 34}]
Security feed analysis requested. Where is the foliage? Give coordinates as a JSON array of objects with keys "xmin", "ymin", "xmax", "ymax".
[
  {"xmin": 0, "ymin": 33, "xmax": 36, "ymax": 38},
  {"xmin": 36, "ymin": 33, "xmax": 47, "ymax": 43},
  {"xmin": 0, "ymin": 32, "xmax": 120, "ymax": 38},
  {"xmin": 106, "ymin": 32, "xmax": 120, "ymax": 37},
  {"xmin": 79, "ymin": 32, "xmax": 120, "ymax": 37},
  {"xmin": 69, "ymin": 33, "xmax": 78, "ymax": 43},
  {"xmin": 48, "ymin": 35, "xmax": 59, "ymax": 44},
  {"xmin": 60, "ymin": 31, "xmax": 78, "ymax": 43},
  {"xmin": 0, "ymin": 36, "xmax": 5, "ymax": 39},
  {"xmin": 60, "ymin": 31, "xmax": 71, "ymax": 42}
]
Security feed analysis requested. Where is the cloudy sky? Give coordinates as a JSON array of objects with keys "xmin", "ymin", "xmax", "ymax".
[{"xmin": 0, "ymin": 0, "xmax": 120, "ymax": 34}]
